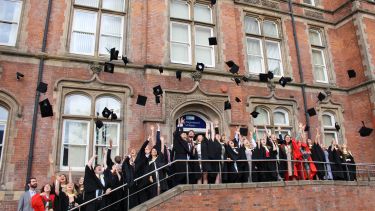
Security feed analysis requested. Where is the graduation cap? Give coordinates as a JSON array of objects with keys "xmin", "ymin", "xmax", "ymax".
[
  {"xmin": 208, "ymin": 37, "xmax": 217, "ymax": 45},
  {"xmin": 159, "ymin": 67, "xmax": 163, "ymax": 74},
  {"xmin": 16, "ymin": 72, "xmax": 24, "ymax": 80},
  {"xmin": 347, "ymin": 69, "xmax": 356, "ymax": 79},
  {"xmin": 279, "ymin": 76, "xmax": 292, "ymax": 87},
  {"xmin": 196, "ymin": 62, "xmax": 205, "ymax": 72},
  {"xmin": 267, "ymin": 71, "xmax": 274, "ymax": 80},
  {"xmin": 111, "ymin": 112, "xmax": 118, "ymax": 120},
  {"xmin": 317, "ymin": 92, "xmax": 326, "ymax": 102},
  {"xmin": 240, "ymin": 127, "xmax": 248, "ymax": 136},
  {"xmin": 226, "ymin": 60, "xmax": 239, "ymax": 74},
  {"xmin": 242, "ymin": 76, "xmax": 249, "ymax": 82},
  {"xmin": 102, "ymin": 107, "xmax": 112, "ymax": 118},
  {"xmin": 224, "ymin": 101, "xmax": 231, "ymax": 110},
  {"xmin": 109, "ymin": 48, "xmax": 119, "ymax": 61},
  {"xmin": 153, "ymin": 85, "xmax": 163, "ymax": 96},
  {"xmin": 235, "ymin": 97, "xmax": 241, "ymax": 103},
  {"xmin": 335, "ymin": 122, "xmax": 340, "ymax": 131},
  {"xmin": 122, "ymin": 56, "xmax": 129, "ymax": 66},
  {"xmin": 176, "ymin": 70, "xmax": 182, "ymax": 81},
  {"xmin": 307, "ymin": 108, "xmax": 316, "ymax": 117},
  {"xmin": 214, "ymin": 127, "xmax": 219, "ymax": 135},
  {"xmin": 104, "ymin": 62, "xmax": 114, "ymax": 73},
  {"xmin": 136, "ymin": 95, "xmax": 147, "ymax": 106},
  {"xmin": 210, "ymin": 0, "xmax": 216, "ymax": 5},
  {"xmin": 155, "ymin": 95, "xmax": 161, "ymax": 104},
  {"xmin": 259, "ymin": 73, "xmax": 269, "ymax": 82},
  {"xmin": 234, "ymin": 78, "xmax": 241, "ymax": 86},
  {"xmin": 95, "ymin": 119, "xmax": 104, "ymax": 129},
  {"xmin": 359, "ymin": 121, "xmax": 373, "ymax": 137},
  {"xmin": 304, "ymin": 125, "xmax": 310, "ymax": 132},
  {"xmin": 251, "ymin": 111, "xmax": 259, "ymax": 118},
  {"xmin": 39, "ymin": 98, "xmax": 53, "ymax": 117},
  {"xmin": 37, "ymin": 82, "xmax": 48, "ymax": 93}
]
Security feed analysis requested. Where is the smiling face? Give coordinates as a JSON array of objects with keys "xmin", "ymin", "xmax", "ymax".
[
  {"xmin": 261, "ymin": 138, "xmax": 267, "ymax": 146},
  {"xmin": 180, "ymin": 132, "xmax": 188, "ymax": 141},
  {"xmin": 151, "ymin": 148, "xmax": 158, "ymax": 157},
  {"xmin": 94, "ymin": 165, "xmax": 103, "ymax": 174},
  {"xmin": 78, "ymin": 177, "xmax": 84, "ymax": 185},
  {"xmin": 59, "ymin": 174, "xmax": 67, "ymax": 184},
  {"xmin": 130, "ymin": 148, "xmax": 136, "ymax": 157},
  {"xmin": 188, "ymin": 130, "xmax": 195, "ymax": 138},
  {"xmin": 228, "ymin": 140, "xmax": 235, "ymax": 148},
  {"xmin": 66, "ymin": 183, "xmax": 75, "ymax": 193},
  {"xmin": 42, "ymin": 184, "xmax": 51, "ymax": 193},
  {"xmin": 271, "ymin": 134, "xmax": 277, "ymax": 141},
  {"xmin": 197, "ymin": 135, "xmax": 204, "ymax": 142},
  {"xmin": 285, "ymin": 135, "xmax": 291, "ymax": 143}
]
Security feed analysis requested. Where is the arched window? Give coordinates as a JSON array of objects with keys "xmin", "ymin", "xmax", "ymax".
[
  {"xmin": 0, "ymin": 105, "xmax": 9, "ymax": 169},
  {"xmin": 273, "ymin": 108, "xmax": 289, "ymax": 126},
  {"xmin": 95, "ymin": 96, "xmax": 121, "ymax": 118},
  {"xmin": 64, "ymin": 94, "xmax": 92, "ymax": 115},
  {"xmin": 253, "ymin": 107, "xmax": 270, "ymax": 126},
  {"xmin": 322, "ymin": 112, "xmax": 338, "ymax": 145}
]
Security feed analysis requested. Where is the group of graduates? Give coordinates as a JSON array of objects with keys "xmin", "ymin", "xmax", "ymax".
[{"xmin": 23, "ymin": 119, "xmax": 357, "ymax": 211}]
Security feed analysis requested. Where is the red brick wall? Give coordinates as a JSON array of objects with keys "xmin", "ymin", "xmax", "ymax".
[{"xmin": 150, "ymin": 183, "xmax": 375, "ymax": 211}]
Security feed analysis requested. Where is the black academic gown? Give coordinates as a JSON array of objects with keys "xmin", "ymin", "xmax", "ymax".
[
  {"xmin": 172, "ymin": 127, "xmax": 193, "ymax": 185},
  {"xmin": 328, "ymin": 146, "xmax": 345, "ymax": 180},
  {"xmin": 122, "ymin": 156, "xmax": 136, "ymax": 209},
  {"xmin": 265, "ymin": 139, "xmax": 278, "ymax": 182},
  {"xmin": 207, "ymin": 139, "xmax": 223, "ymax": 183},
  {"xmin": 224, "ymin": 145, "xmax": 248, "ymax": 183},
  {"xmin": 83, "ymin": 165, "xmax": 109, "ymax": 211},
  {"xmin": 251, "ymin": 144, "xmax": 267, "ymax": 182},
  {"xmin": 310, "ymin": 143, "xmax": 326, "ymax": 180},
  {"xmin": 341, "ymin": 152, "xmax": 357, "ymax": 181},
  {"xmin": 134, "ymin": 140, "xmax": 150, "ymax": 204}
]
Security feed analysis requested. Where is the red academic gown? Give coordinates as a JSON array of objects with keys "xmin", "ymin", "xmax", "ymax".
[
  {"xmin": 31, "ymin": 194, "xmax": 45, "ymax": 211},
  {"xmin": 282, "ymin": 139, "xmax": 302, "ymax": 180}
]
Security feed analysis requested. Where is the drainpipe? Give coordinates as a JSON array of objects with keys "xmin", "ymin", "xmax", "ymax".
[
  {"xmin": 288, "ymin": 0, "xmax": 311, "ymax": 138},
  {"xmin": 25, "ymin": 0, "xmax": 53, "ymax": 190}
]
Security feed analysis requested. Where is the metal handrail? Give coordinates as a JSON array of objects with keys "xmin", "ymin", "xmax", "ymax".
[{"xmin": 69, "ymin": 159, "xmax": 375, "ymax": 211}]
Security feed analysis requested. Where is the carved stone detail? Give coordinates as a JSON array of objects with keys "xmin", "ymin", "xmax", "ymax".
[
  {"xmin": 234, "ymin": 0, "xmax": 279, "ymax": 9},
  {"xmin": 304, "ymin": 10, "xmax": 324, "ymax": 20},
  {"xmin": 191, "ymin": 71, "xmax": 202, "ymax": 82},
  {"xmin": 89, "ymin": 63, "xmax": 103, "ymax": 75}
]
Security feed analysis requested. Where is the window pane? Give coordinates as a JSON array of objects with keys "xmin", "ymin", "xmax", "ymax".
[
  {"xmin": 70, "ymin": 32, "xmax": 95, "ymax": 54},
  {"xmin": 171, "ymin": 23, "xmax": 189, "ymax": 43},
  {"xmin": 274, "ymin": 112, "xmax": 286, "ymax": 125},
  {"xmin": 248, "ymin": 56, "xmax": 263, "ymax": 74},
  {"xmin": 63, "ymin": 120, "xmax": 89, "ymax": 145},
  {"xmin": 194, "ymin": 4, "xmax": 211, "ymax": 23},
  {"xmin": 247, "ymin": 38, "xmax": 262, "ymax": 56},
  {"xmin": 253, "ymin": 108, "xmax": 269, "ymax": 125},
  {"xmin": 102, "ymin": 0, "xmax": 125, "ymax": 12},
  {"xmin": 0, "ymin": 22, "xmax": 18, "ymax": 45},
  {"xmin": 171, "ymin": 43, "xmax": 189, "ymax": 63},
  {"xmin": 268, "ymin": 59, "xmax": 281, "ymax": 76},
  {"xmin": 95, "ymin": 96, "xmax": 121, "ymax": 118},
  {"xmin": 263, "ymin": 21, "xmax": 278, "ymax": 37},
  {"xmin": 75, "ymin": 0, "xmax": 99, "ymax": 7},
  {"xmin": 304, "ymin": 0, "xmax": 315, "ymax": 5},
  {"xmin": 195, "ymin": 27, "xmax": 211, "ymax": 46},
  {"xmin": 196, "ymin": 46, "xmax": 212, "ymax": 66},
  {"xmin": 99, "ymin": 15, "xmax": 123, "ymax": 55},
  {"xmin": 0, "ymin": 106, "xmax": 8, "ymax": 121},
  {"xmin": 245, "ymin": 17, "xmax": 260, "ymax": 35},
  {"xmin": 0, "ymin": 125, "xmax": 5, "ymax": 145},
  {"xmin": 323, "ymin": 115, "xmax": 333, "ymax": 127},
  {"xmin": 266, "ymin": 41, "xmax": 280, "ymax": 59},
  {"xmin": 309, "ymin": 30, "xmax": 322, "ymax": 46},
  {"xmin": 64, "ymin": 94, "xmax": 91, "ymax": 116},
  {"xmin": 314, "ymin": 66, "xmax": 327, "ymax": 82},
  {"xmin": 95, "ymin": 123, "xmax": 119, "ymax": 145},
  {"xmin": 312, "ymin": 50, "xmax": 324, "ymax": 65},
  {"xmin": 62, "ymin": 145, "xmax": 87, "ymax": 167},
  {"xmin": 73, "ymin": 10, "xmax": 97, "ymax": 33},
  {"xmin": 170, "ymin": 0, "xmax": 189, "ymax": 19},
  {"xmin": 324, "ymin": 132, "xmax": 336, "ymax": 145},
  {"xmin": 0, "ymin": 0, "xmax": 21, "ymax": 22}
]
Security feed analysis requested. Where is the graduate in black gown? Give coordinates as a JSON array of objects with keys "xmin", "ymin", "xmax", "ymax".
[
  {"xmin": 192, "ymin": 125, "xmax": 211, "ymax": 184},
  {"xmin": 172, "ymin": 117, "xmax": 194, "ymax": 185},
  {"xmin": 121, "ymin": 149, "xmax": 137, "ymax": 209},
  {"xmin": 328, "ymin": 140, "xmax": 345, "ymax": 180},
  {"xmin": 224, "ymin": 133, "xmax": 248, "ymax": 183},
  {"xmin": 207, "ymin": 124, "xmax": 223, "ymax": 184},
  {"xmin": 309, "ymin": 129, "xmax": 326, "ymax": 180},
  {"xmin": 83, "ymin": 154, "xmax": 112, "ymax": 211},
  {"xmin": 340, "ymin": 144, "xmax": 356, "ymax": 181}
]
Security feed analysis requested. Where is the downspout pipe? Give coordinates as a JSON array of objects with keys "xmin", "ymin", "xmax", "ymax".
[
  {"xmin": 288, "ymin": 0, "xmax": 311, "ymax": 138},
  {"xmin": 25, "ymin": 0, "xmax": 53, "ymax": 190}
]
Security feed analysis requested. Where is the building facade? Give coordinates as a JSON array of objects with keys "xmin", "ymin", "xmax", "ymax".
[{"xmin": 0, "ymin": 0, "xmax": 375, "ymax": 209}]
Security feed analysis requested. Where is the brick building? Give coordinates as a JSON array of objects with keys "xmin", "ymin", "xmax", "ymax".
[{"xmin": 0, "ymin": 0, "xmax": 374, "ymax": 209}]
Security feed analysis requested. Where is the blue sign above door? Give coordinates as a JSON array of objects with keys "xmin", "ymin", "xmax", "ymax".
[{"xmin": 176, "ymin": 114, "xmax": 207, "ymax": 132}]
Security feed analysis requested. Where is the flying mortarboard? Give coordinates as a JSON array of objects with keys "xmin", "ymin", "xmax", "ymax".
[
  {"xmin": 109, "ymin": 48, "xmax": 119, "ymax": 61},
  {"xmin": 102, "ymin": 107, "xmax": 112, "ymax": 118},
  {"xmin": 234, "ymin": 78, "xmax": 241, "ymax": 86},
  {"xmin": 267, "ymin": 71, "xmax": 274, "ymax": 80},
  {"xmin": 153, "ymin": 85, "xmax": 163, "ymax": 96},
  {"xmin": 235, "ymin": 97, "xmax": 241, "ymax": 103},
  {"xmin": 259, "ymin": 73, "xmax": 269, "ymax": 82},
  {"xmin": 251, "ymin": 111, "xmax": 259, "ymax": 118},
  {"xmin": 122, "ymin": 56, "xmax": 129, "ymax": 66},
  {"xmin": 224, "ymin": 101, "xmax": 231, "ymax": 110},
  {"xmin": 39, "ymin": 98, "xmax": 53, "ymax": 117},
  {"xmin": 159, "ymin": 67, "xmax": 163, "ymax": 74},
  {"xmin": 307, "ymin": 108, "xmax": 317, "ymax": 117},
  {"xmin": 279, "ymin": 76, "xmax": 292, "ymax": 87},
  {"xmin": 359, "ymin": 121, "xmax": 373, "ymax": 137},
  {"xmin": 176, "ymin": 70, "xmax": 182, "ymax": 81},
  {"xmin": 240, "ymin": 127, "xmax": 248, "ymax": 136},
  {"xmin": 304, "ymin": 125, "xmax": 310, "ymax": 132},
  {"xmin": 226, "ymin": 60, "xmax": 239, "ymax": 74},
  {"xmin": 196, "ymin": 62, "xmax": 205, "ymax": 72},
  {"xmin": 210, "ymin": 0, "xmax": 217, "ymax": 5},
  {"xmin": 16, "ymin": 72, "xmax": 24, "ymax": 80},
  {"xmin": 347, "ymin": 69, "xmax": 356, "ymax": 79},
  {"xmin": 95, "ymin": 119, "xmax": 104, "ymax": 129},
  {"xmin": 136, "ymin": 95, "xmax": 147, "ymax": 106},
  {"xmin": 208, "ymin": 37, "xmax": 217, "ymax": 45},
  {"xmin": 104, "ymin": 62, "xmax": 114, "ymax": 73},
  {"xmin": 36, "ymin": 82, "xmax": 48, "ymax": 93},
  {"xmin": 155, "ymin": 95, "xmax": 161, "ymax": 104},
  {"xmin": 317, "ymin": 92, "xmax": 326, "ymax": 102}
]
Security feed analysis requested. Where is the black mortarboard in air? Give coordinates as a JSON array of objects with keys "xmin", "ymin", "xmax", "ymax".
[
  {"xmin": 16, "ymin": 72, "xmax": 24, "ymax": 80},
  {"xmin": 37, "ymin": 82, "xmax": 48, "ymax": 93},
  {"xmin": 153, "ymin": 85, "xmax": 163, "ymax": 96},
  {"xmin": 317, "ymin": 92, "xmax": 326, "ymax": 102},
  {"xmin": 347, "ymin": 69, "xmax": 356, "ymax": 79},
  {"xmin": 279, "ymin": 76, "xmax": 292, "ymax": 87},
  {"xmin": 214, "ymin": 127, "xmax": 219, "ymax": 135},
  {"xmin": 176, "ymin": 70, "xmax": 182, "ymax": 81},
  {"xmin": 196, "ymin": 62, "xmax": 205, "ymax": 72},
  {"xmin": 111, "ymin": 112, "xmax": 118, "ymax": 120},
  {"xmin": 307, "ymin": 108, "xmax": 317, "ymax": 117},
  {"xmin": 210, "ymin": 0, "xmax": 217, "ymax": 5},
  {"xmin": 159, "ymin": 67, "xmax": 163, "ymax": 74},
  {"xmin": 226, "ymin": 60, "xmax": 239, "ymax": 74},
  {"xmin": 155, "ymin": 95, "xmax": 161, "ymax": 104},
  {"xmin": 234, "ymin": 78, "xmax": 241, "ymax": 86},
  {"xmin": 242, "ymin": 76, "xmax": 249, "ymax": 82},
  {"xmin": 208, "ymin": 37, "xmax": 217, "ymax": 45},
  {"xmin": 259, "ymin": 73, "xmax": 269, "ymax": 82},
  {"xmin": 95, "ymin": 119, "xmax": 103, "ymax": 129},
  {"xmin": 122, "ymin": 56, "xmax": 129, "ymax": 66},
  {"xmin": 267, "ymin": 71, "xmax": 274, "ymax": 80},
  {"xmin": 224, "ymin": 101, "xmax": 231, "ymax": 110},
  {"xmin": 240, "ymin": 127, "xmax": 248, "ymax": 136},
  {"xmin": 235, "ymin": 97, "xmax": 241, "ymax": 103},
  {"xmin": 109, "ymin": 48, "xmax": 119, "ymax": 61},
  {"xmin": 251, "ymin": 111, "xmax": 259, "ymax": 118},
  {"xmin": 104, "ymin": 62, "xmax": 114, "ymax": 73},
  {"xmin": 39, "ymin": 98, "xmax": 53, "ymax": 117},
  {"xmin": 136, "ymin": 95, "xmax": 147, "ymax": 106},
  {"xmin": 359, "ymin": 121, "xmax": 373, "ymax": 137},
  {"xmin": 335, "ymin": 122, "xmax": 340, "ymax": 131},
  {"xmin": 102, "ymin": 107, "xmax": 112, "ymax": 118},
  {"xmin": 304, "ymin": 125, "xmax": 310, "ymax": 132}
]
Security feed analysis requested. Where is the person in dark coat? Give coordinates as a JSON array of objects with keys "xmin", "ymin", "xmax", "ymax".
[
  {"xmin": 103, "ymin": 148, "xmax": 123, "ymax": 211},
  {"xmin": 207, "ymin": 125, "xmax": 223, "ymax": 184},
  {"xmin": 309, "ymin": 129, "xmax": 326, "ymax": 180},
  {"xmin": 328, "ymin": 140, "xmax": 345, "ymax": 180},
  {"xmin": 340, "ymin": 144, "xmax": 357, "ymax": 181},
  {"xmin": 192, "ymin": 126, "xmax": 211, "ymax": 184}
]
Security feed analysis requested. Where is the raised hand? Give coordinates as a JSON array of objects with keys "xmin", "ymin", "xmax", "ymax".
[
  {"xmin": 157, "ymin": 123, "xmax": 160, "ymax": 130},
  {"xmin": 49, "ymin": 154, "xmax": 54, "ymax": 165},
  {"xmin": 109, "ymin": 139, "xmax": 113, "ymax": 148},
  {"xmin": 147, "ymin": 134, "xmax": 151, "ymax": 141}
]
